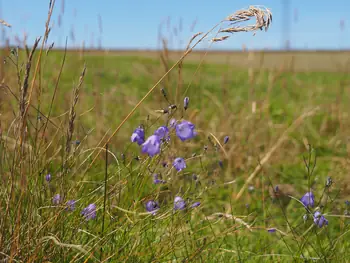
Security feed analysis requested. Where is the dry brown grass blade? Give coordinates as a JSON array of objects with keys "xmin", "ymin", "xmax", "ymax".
[
  {"xmin": 21, "ymin": 0, "xmax": 56, "ymax": 151},
  {"xmin": 235, "ymin": 106, "xmax": 320, "ymax": 201},
  {"xmin": 66, "ymin": 65, "xmax": 86, "ymax": 155},
  {"xmin": 0, "ymin": 19, "xmax": 11, "ymax": 27}
]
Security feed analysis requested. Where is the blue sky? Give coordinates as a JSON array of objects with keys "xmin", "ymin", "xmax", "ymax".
[{"xmin": 0, "ymin": 0, "xmax": 349, "ymax": 50}]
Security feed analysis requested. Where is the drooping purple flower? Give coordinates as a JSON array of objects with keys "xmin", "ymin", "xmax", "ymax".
[
  {"xmin": 267, "ymin": 228, "xmax": 276, "ymax": 233},
  {"xmin": 153, "ymin": 174, "xmax": 166, "ymax": 184},
  {"xmin": 184, "ymin": 97, "xmax": 190, "ymax": 110},
  {"xmin": 154, "ymin": 126, "xmax": 170, "ymax": 141},
  {"xmin": 313, "ymin": 211, "xmax": 328, "ymax": 228},
  {"xmin": 218, "ymin": 160, "xmax": 223, "ymax": 168},
  {"xmin": 175, "ymin": 120, "xmax": 197, "ymax": 141},
  {"xmin": 145, "ymin": 200, "xmax": 160, "ymax": 215},
  {"xmin": 141, "ymin": 135, "xmax": 161, "ymax": 157},
  {"xmin": 66, "ymin": 200, "xmax": 76, "ymax": 211},
  {"xmin": 45, "ymin": 173, "xmax": 52, "ymax": 182},
  {"xmin": 174, "ymin": 196, "xmax": 186, "ymax": 211},
  {"xmin": 303, "ymin": 214, "xmax": 308, "ymax": 222},
  {"xmin": 173, "ymin": 157, "xmax": 186, "ymax": 172},
  {"xmin": 191, "ymin": 202, "xmax": 201, "ymax": 208},
  {"xmin": 326, "ymin": 177, "xmax": 333, "ymax": 187},
  {"xmin": 169, "ymin": 118, "xmax": 177, "ymax": 129},
  {"xmin": 223, "ymin": 136, "xmax": 229, "ymax": 144},
  {"xmin": 81, "ymin": 203, "xmax": 97, "ymax": 220},
  {"xmin": 300, "ymin": 192, "xmax": 315, "ymax": 208},
  {"xmin": 131, "ymin": 126, "xmax": 145, "ymax": 145},
  {"xmin": 52, "ymin": 194, "xmax": 61, "ymax": 205}
]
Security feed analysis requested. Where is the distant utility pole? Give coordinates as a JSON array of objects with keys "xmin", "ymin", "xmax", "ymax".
[{"xmin": 282, "ymin": 0, "xmax": 290, "ymax": 50}]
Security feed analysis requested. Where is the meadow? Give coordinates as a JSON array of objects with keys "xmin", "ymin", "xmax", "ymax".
[{"xmin": 1, "ymin": 5, "xmax": 350, "ymax": 263}]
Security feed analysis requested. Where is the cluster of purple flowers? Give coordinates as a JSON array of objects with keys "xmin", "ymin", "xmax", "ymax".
[
  {"xmin": 300, "ymin": 191, "xmax": 328, "ymax": 228},
  {"xmin": 51, "ymin": 192, "xmax": 96, "ymax": 221},
  {"xmin": 131, "ymin": 120, "xmax": 197, "ymax": 158},
  {"xmin": 145, "ymin": 196, "xmax": 200, "ymax": 214}
]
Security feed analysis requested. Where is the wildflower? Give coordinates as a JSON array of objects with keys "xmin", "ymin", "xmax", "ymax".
[
  {"xmin": 131, "ymin": 126, "xmax": 145, "ymax": 145},
  {"xmin": 248, "ymin": 185, "xmax": 255, "ymax": 193},
  {"xmin": 169, "ymin": 118, "xmax": 177, "ymax": 128},
  {"xmin": 223, "ymin": 136, "xmax": 229, "ymax": 144},
  {"xmin": 141, "ymin": 135, "xmax": 161, "ymax": 157},
  {"xmin": 326, "ymin": 177, "xmax": 333, "ymax": 188},
  {"xmin": 153, "ymin": 174, "xmax": 166, "ymax": 184},
  {"xmin": 175, "ymin": 120, "xmax": 197, "ymax": 141},
  {"xmin": 174, "ymin": 196, "xmax": 186, "ymax": 211},
  {"xmin": 52, "ymin": 194, "xmax": 61, "ymax": 205},
  {"xmin": 267, "ymin": 228, "xmax": 276, "ymax": 233},
  {"xmin": 218, "ymin": 160, "xmax": 223, "ymax": 168},
  {"xmin": 300, "ymin": 192, "xmax": 315, "ymax": 208},
  {"xmin": 66, "ymin": 200, "xmax": 76, "ymax": 211},
  {"xmin": 313, "ymin": 211, "xmax": 328, "ymax": 228},
  {"xmin": 154, "ymin": 126, "xmax": 170, "ymax": 141},
  {"xmin": 184, "ymin": 97, "xmax": 190, "ymax": 110},
  {"xmin": 303, "ymin": 214, "xmax": 308, "ymax": 222},
  {"xmin": 161, "ymin": 87, "xmax": 167, "ymax": 98},
  {"xmin": 191, "ymin": 202, "xmax": 201, "ymax": 208},
  {"xmin": 81, "ymin": 203, "xmax": 97, "ymax": 220},
  {"xmin": 145, "ymin": 200, "xmax": 159, "ymax": 215},
  {"xmin": 173, "ymin": 157, "xmax": 186, "ymax": 172},
  {"xmin": 45, "ymin": 173, "xmax": 52, "ymax": 182}
]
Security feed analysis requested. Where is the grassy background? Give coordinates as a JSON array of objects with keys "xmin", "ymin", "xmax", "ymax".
[{"xmin": 1, "ymin": 47, "xmax": 350, "ymax": 262}]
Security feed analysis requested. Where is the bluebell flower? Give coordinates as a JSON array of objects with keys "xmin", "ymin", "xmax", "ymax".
[
  {"xmin": 141, "ymin": 135, "xmax": 161, "ymax": 157},
  {"xmin": 174, "ymin": 196, "xmax": 186, "ymax": 211},
  {"xmin": 81, "ymin": 204, "xmax": 97, "ymax": 220},
  {"xmin": 52, "ymin": 194, "xmax": 61, "ymax": 205},
  {"xmin": 45, "ymin": 173, "xmax": 51, "ymax": 182},
  {"xmin": 300, "ymin": 192, "xmax": 315, "ymax": 208},
  {"xmin": 267, "ymin": 228, "xmax": 276, "ymax": 233},
  {"xmin": 153, "ymin": 174, "xmax": 166, "ymax": 184},
  {"xmin": 66, "ymin": 200, "xmax": 76, "ymax": 211},
  {"xmin": 303, "ymin": 214, "xmax": 308, "ymax": 222},
  {"xmin": 145, "ymin": 200, "xmax": 160, "ymax": 215},
  {"xmin": 313, "ymin": 211, "xmax": 328, "ymax": 228},
  {"xmin": 175, "ymin": 120, "xmax": 197, "ymax": 141},
  {"xmin": 184, "ymin": 97, "xmax": 190, "ymax": 110},
  {"xmin": 326, "ymin": 177, "xmax": 333, "ymax": 187},
  {"xmin": 169, "ymin": 118, "xmax": 177, "ymax": 129},
  {"xmin": 154, "ymin": 126, "xmax": 170, "ymax": 141},
  {"xmin": 173, "ymin": 157, "xmax": 186, "ymax": 172},
  {"xmin": 131, "ymin": 126, "xmax": 145, "ymax": 145},
  {"xmin": 223, "ymin": 136, "xmax": 229, "ymax": 144},
  {"xmin": 218, "ymin": 160, "xmax": 223, "ymax": 168},
  {"xmin": 191, "ymin": 202, "xmax": 201, "ymax": 208}
]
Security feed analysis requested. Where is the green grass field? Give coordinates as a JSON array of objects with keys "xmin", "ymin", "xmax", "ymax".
[{"xmin": 2, "ymin": 43, "xmax": 350, "ymax": 262}]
